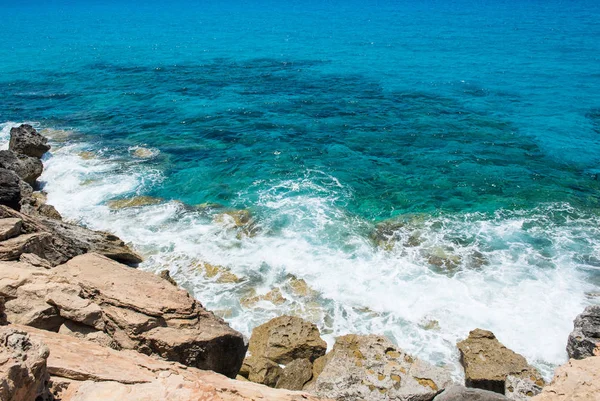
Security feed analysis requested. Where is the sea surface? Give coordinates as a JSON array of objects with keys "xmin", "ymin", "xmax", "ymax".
[{"xmin": 2, "ymin": 0, "xmax": 600, "ymax": 379}]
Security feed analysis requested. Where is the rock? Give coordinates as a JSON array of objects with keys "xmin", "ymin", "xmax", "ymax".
[
  {"xmin": 0, "ymin": 168, "xmax": 22, "ymax": 210},
  {"xmin": 0, "ymin": 150, "xmax": 44, "ymax": 185},
  {"xmin": 159, "ymin": 270, "xmax": 177, "ymax": 286},
  {"xmin": 433, "ymin": 385, "xmax": 509, "ymax": 400},
  {"xmin": 0, "ymin": 296, "xmax": 6, "ymax": 325},
  {"xmin": 58, "ymin": 320, "xmax": 119, "ymax": 349},
  {"xmin": 566, "ymin": 305, "xmax": 600, "ymax": 360},
  {"xmin": 131, "ymin": 147, "xmax": 157, "ymax": 158},
  {"xmin": 276, "ymin": 358, "xmax": 313, "ymax": 390},
  {"xmin": 198, "ymin": 262, "xmax": 242, "ymax": 283},
  {"xmin": 0, "ymin": 326, "xmax": 50, "ymax": 401},
  {"xmin": 241, "ymin": 287, "xmax": 287, "ymax": 307},
  {"xmin": 0, "ymin": 232, "xmax": 53, "ymax": 262},
  {"xmin": 106, "ymin": 196, "xmax": 163, "ymax": 209},
  {"xmin": 13, "ymin": 324, "xmax": 327, "ymax": 401},
  {"xmin": 214, "ymin": 209, "xmax": 260, "ymax": 237},
  {"xmin": 248, "ymin": 316, "xmax": 327, "ymax": 364},
  {"xmin": 530, "ymin": 356, "xmax": 600, "ymax": 401},
  {"xmin": 457, "ymin": 329, "xmax": 544, "ymax": 399},
  {"xmin": 78, "ymin": 151, "xmax": 96, "ymax": 160},
  {"xmin": 20, "ymin": 191, "xmax": 63, "ymax": 220},
  {"xmin": 19, "ymin": 253, "xmax": 53, "ymax": 269},
  {"xmin": 304, "ymin": 334, "xmax": 453, "ymax": 401},
  {"xmin": 0, "ymin": 218, "xmax": 22, "ymax": 240},
  {"xmin": 0, "ymin": 205, "xmax": 142, "ymax": 266},
  {"xmin": 9, "ymin": 124, "xmax": 50, "ymax": 158},
  {"xmin": 0, "ymin": 253, "xmax": 247, "ymax": 378},
  {"xmin": 240, "ymin": 356, "xmax": 283, "ymax": 387}
]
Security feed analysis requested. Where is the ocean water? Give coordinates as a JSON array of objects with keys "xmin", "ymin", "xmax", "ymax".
[{"xmin": 2, "ymin": 0, "xmax": 600, "ymax": 379}]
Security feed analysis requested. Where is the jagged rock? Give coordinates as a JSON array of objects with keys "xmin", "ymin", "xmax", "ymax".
[
  {"xmin": 530, "ymin": 356, "xmax": 600, "ymax": 401},
  {"xmin": 19, "ymin": 252, "xmax": 53, "ymax": 269},
  {"xmin": 0, "ymin": 150, "xmax": 43, "ymax": 185},
  {"xmin": 0, "ymin": 326, "xmax": 50, "ymax": 401},
  {"xmin": 0, "ymin": 232, "xmax": 53, "ymax": 262},
  {"xmin": 433, "ymin": 385, "xmax": 509, "ymax": 400},
  {"xmin": 239, "ymin": 356, "xmax": 283, "ymax": 386},
  {"xmin": 20, "ymin": 192, "xmax": 63, "ymax": 220},
  {"xmin": 13, "ymin": 324, "xmax": 327, "ymax": 401},
  {"xmin": 9, "ymin": 124, "xmax": 50, "ymax": 158},
  {"xmin": 159, "ymin": 270, "xmax": 178, "ymax": 286},
  {"xmin": 457, "ymin": 329, "xmax": 544, "ymax": 400},
  {"xmin": 248, "ymin": 315, "xmax": 327, "ymax": 364},
  {"xmin": 0, "ymin": 205, "xmax": 141, "ymax": 266},
  {"xmin": 0, "ymin": 218, "xmax": 22, "ymax": 241},
  {"xmin": 304, "ymin": 334, "xmax": 454, "ymax": 401},
  {"xmin": 566, "ymin": 305, "xmax": 600, "ymax": 359},
  {"xmin": 276, "ymin": 358, "xmax": 313, "ymax": 390},
  {"xmin": 0, "ymin": 253, "xmax": 247, "ymax": 378},
  {"xmin": 0, "ymin": 168, "xmax": 22, "ymax": 210}
]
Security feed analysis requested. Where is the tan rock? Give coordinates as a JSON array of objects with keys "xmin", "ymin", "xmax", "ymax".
[
  {"xmin": 213, "ymin": 209, "xmax": 260, "ymax": 237},
  {"xmin": 241, "ymin": 287, "xmax": 287, "ymax": 307},
  {"xmin": 457, "ymin": 329, "xmax": 544, "ymax": 400},
  {"xmin": 158, "ymin": 269, "xmax": 177, "ymax": 286},
  {"xmin": 78, "ymin": 151, "xmax": 96, "ymax": 160},
  {"xmin": 239, "ymin": 355, "xmax": 283, "ymax": 387},
  {"xmin": 199, "ymin": 262, "xmax": 242, "ymax": 283},
  {"xmin": 276, "ymin": 358, "xmax": 313, "ymax": 390},
  {"xmin": 0, "ymin": 218, "xmax": 22, "ymax": 241},
  {"xmin": 0, "ymin": 232, "xmax": 53, "ymax": 261},
  {"xmin": 0, "ymin": 326, "xmax": 50, "ymax": 401},
  {"xmin": 249, "ymin": 315, "xmax": 327, "ymax": 364},
  {"xmin": 13, "ymin": 324, "xmax": 329, "ymax": 401},
  {"xmin": 58, "ymin": 321, "xmax": 118, "ymax": 349},
  {"xmin": 530, "ymin": 356, "xmax": 600, "ymax": 401},
  {"xmin": 106, "ymin": 196, "xmax": 163, "ymax": 209},
  {"xmin": 305, "ymin": 334, "xmax": 454, "ymax": 401},
  {"xmin": 131, "ymin": 147, "xmax": 157, "ymax": 159}
]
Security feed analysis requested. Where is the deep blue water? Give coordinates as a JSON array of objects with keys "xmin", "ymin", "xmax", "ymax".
[{"xmin": 2, "ymin": 0, "xmax": 600, "ymax": 378}]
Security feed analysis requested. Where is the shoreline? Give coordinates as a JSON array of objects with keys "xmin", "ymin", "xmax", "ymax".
[{"xmin": 4, "ymin": 122, "xmax": 596, "ymax": 396}]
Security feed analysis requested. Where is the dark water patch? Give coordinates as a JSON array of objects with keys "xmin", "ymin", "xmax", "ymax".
[{"xmin": 586, "ymin": 108, "xmax": 600, "ymax": 134}]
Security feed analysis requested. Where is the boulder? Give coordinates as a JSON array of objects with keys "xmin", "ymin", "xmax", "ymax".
[
  {"xmin": 566, "ymin": 305, "xmax": 600, "ymax": 359},
  {"xmin": 530, "ymin": 356, "xmax": 600, "ymax": 401},
  {"xmin": 304, "ymin": 334, "xmax": 454, "ymax": 401},
  {"xmin": 13, "ymin": 324, "xmax": 328, "ymax": 401},
  {"xmin": 0, "ymin": 150, "xmax": 43, "ymax": 185},
  {"xmin": 0, "ymin": 168, "xmax": 22, "ymax": 210},
  {"xmin": 276, "ymin": 358, "xmax": 313, "ymax": 390},
  {"xmin": 0, "ymin": 205, "xmax": 141, "ymax": 266},
  {"xmin": 457, "ymin": 329, "xmax": 544, "ymax": 400},
  {"xmin": 0, "ymin": 218, "xmax": 22, "ymax": 241},
  {"xmin": 0, "ymin": 326, "xmax": 50, "ymax": 401},
  {"xmin": 0, "ymin": 253, "xmax": 247, "ymax": 378},
  {"xmin": 433, "ymin": 385, "xmax": 509, "ymax": 400},
  {"xmin": 9, "ymin": 124, "xmax": 50, "ymax": 158},
  {"xmin": 248, "ymin": 315, "xmax": 327, "ymax": 364},
  {"xmin": 239, "ymin": 356, "xmax": 283, "ymax": 386},
  {"xmin": 20, "ymin": 191, "xmax": 63, "ymax": 220}
]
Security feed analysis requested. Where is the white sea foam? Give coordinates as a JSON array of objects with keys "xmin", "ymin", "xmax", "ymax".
[{"xmin": 5, "ymin": 120, "xmax": 597, "ymax": 381}]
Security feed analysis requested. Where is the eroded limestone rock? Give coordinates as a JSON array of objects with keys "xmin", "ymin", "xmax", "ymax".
[
  {"xmin": 530, "ymin": 356, "xmax": 600, "ymax": 401},
  {"xmin": 566, "ymin": 305, "xmax": 600, "ymax": 360}
]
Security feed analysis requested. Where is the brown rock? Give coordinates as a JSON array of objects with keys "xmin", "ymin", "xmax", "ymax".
[
  {"xmin": 0, "ymin": 253, "xmax": 247, "ymax": 378},
  {"xmin": 14, "ymin": 324, "xmax": 329, "ymax": 401},
  {"xmin": 249, "ymin": 315, "xmax": 327, "ymax": 364},
  {"xmin": 0, "ymin": 218, "xmax": 22, "ymax": 241},
  {"xmin": 0, "ymin": 326, "xmax": 50, "ymax": 401},
  {"xmin": 159, "ymin": 269, "xmax": 177, "ymax": 286},
  {"xmin": 276, "ymin": 358, "xmax": 313, "ymax": 390},
  {"xmin": 457, "ymin": 329, "xmax": 544, "ymax": 400},
  {"xmin": 530, "ymin": 356, "xmax": 600, "ymax": 401},
  {"xmin": 304, "ymin": 334, "xmax": 454, "ymax": 401},
  {"xmin": 240, "ymin": 355, "xmax": 283, "ymax": 387}
]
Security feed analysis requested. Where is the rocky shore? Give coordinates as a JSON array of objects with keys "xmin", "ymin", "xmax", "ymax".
[{"xmin": 1, "ymin": 124, "xmax": 598, "ymax": 401}]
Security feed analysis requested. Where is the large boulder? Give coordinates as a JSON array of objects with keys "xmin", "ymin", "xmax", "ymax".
[
  {"xmin": 530, "ymin": 356, "xmax": 600, "ymax": 401},
  {"xmin": 239, "ymin": 356, "xmax": 283, "ymax": 386},
  {"xmin": 0, "ymin": 205, "xmax": 141, "ymax": 266},
  {"xmin": 566, "ymin": 305, "xmax": 600, "ymax": 359},
  {"xmin": 0, "ymin": 253, "xmax": 247, "ymax": 378},
  {"xmin": 304, "ymin": 334, "xmax": 454, "ymax": 401},
  {"xmin": 433, "ymin": 385, "xmax": 509, "ymax": 401},
  {"xmin": 9, "ymin": 124, "xmax": 50, "ymax": 158},
  {"xmin": 0, "ymin": 150, "xmax": 43, "ymax": 186},
  {"xmin": 457, "ymin": 329, "xmax": 544, "ymax": 400},
  {"xmin": 12, "ymin": 324, "xmax": 329, "ymax": 401},
  {"xmin": 276, "ymin": 358, "xmax": 314, "ymax": 391},
  {"xmin": 248, "ymin": 315, "xmax": 327, "ymax": 364},
  {"xmin": 0, "ymin": 326, "xmax": 50, "ymax": 401},
  {"xmin": 0, "ymin": 168, "xmax": 22, "ymax": 210}
]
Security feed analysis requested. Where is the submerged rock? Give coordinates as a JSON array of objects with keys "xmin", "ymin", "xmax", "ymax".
[
  {"xmin": 9, "ymin": 124, "xmax": 50, "ymax": 159},
  {"xmin": 13, "ymin": 324, "xmax": 328, "ymax": 401},
  {"xmin": 566, "ymin": 305, "xmax": 600, "ymax": 360},
  {"xmin": 241, "ymin": 287, "xmax": 287, "ymax": 307},
  {"xmin": 107, "ymin": 196, "xmax": 164, "ymax": 209},
  {"xmin": 0, "ymin": 253, "xmax": 247, "ymax": 378},
  {"xmin": 305, "ymin": 334, "xmax": 454, "ymax": 401},
  {"xmin": 131, "ymin": 146, "xmax": 158, "ymax": 159},
  {"xmin": 457, "ymin": 329, "xmax": 544, "ymax": 400},
  {"xmin": 214, "ymin": 209, "xmax": 260, "ymax": 237},
  {"xmin": 248, "ymin": 316, "xmax": 327, "ymax": 364},
  {"xmin": 530, "ymin": 356, "xmax": 600, "ymax": 401},
  {"xmin": 198, "ymin": 262, "xmax": 242, "ymax": 283},
  {"xmin": 0, "ymin": 326, "xmax": 51, "ymax": 401}
]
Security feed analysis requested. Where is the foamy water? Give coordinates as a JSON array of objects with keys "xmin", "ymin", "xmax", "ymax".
[{"xmin": 3, "ymin": 121, "xmax": 597, "ymax": 380}]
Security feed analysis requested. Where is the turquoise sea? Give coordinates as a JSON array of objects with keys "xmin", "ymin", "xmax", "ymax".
[{"xmin": 2, "ymin": 0, "xmax": 600, "ymax": 379}]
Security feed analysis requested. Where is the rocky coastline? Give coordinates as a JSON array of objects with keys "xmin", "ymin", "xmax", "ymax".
[{"xmin": 1, "ymin": 124, "xmax": 598, "ymax": 401}]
